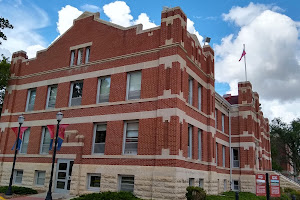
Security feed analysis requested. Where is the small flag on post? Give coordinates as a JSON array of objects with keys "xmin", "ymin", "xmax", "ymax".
[
  {"xmin": 57, "ymin": 124, "xmax": 69, "ymax": 151},
  {"xmin": 239, "ymin": 49, "xmax": 246, "ymax": 61},
  {"xmin": 47, "ymin": 125, "xmax": 55, "ymax": 150},
  {"xmin": 11, "ymin": 127, "xmax": 28, "ymax": 150}
]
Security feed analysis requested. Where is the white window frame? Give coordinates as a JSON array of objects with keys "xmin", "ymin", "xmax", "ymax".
[
  {"xmin": 123, "ymin": 121, "xmax": 139, "ymax": 155},
  {"xmin": 85, "ymin": 47, "xmax": 90, "ymax": 63},
  {"xmin": 35, "ymin": 170, "xmax": 46, "ymax": 186},
  {"xmin": 87, "ymin": 173, "xmax": 101, "ymax": 191},
  {"xmin": 232, "ymin": 148, "xmax": 240, "ymax": 168},
  {"xmin": 14, "ymin": 170, "xmax": 23, "ymax": 184},
  {"xmin": 199, "ymin": 178, "xmax": 204, "ymax": 188},
  {"xmin": 119, "ymin": 175, "xmax": 135, "ymax": 193},
  {"xmin": 215, "ymin": 109, "xmax": 218, "ymax": 129},
  {"xmin": 77, "ymin": 48, "xmax": 83, "ymax": 65},
  {"xmin": 233, "ymin": 180, "xmax": 240, "ymax": 191},
  {"xmin": 189, "ymin": 178, "xmax": 195, "ymax": 186},
  {"xmin": 25, "ymin": 88, "xmax": 36, "ymax": 112},
  {"xmin": 216, "ymin": 142, "xmax": 218, "ymax": 165},
  {"xmin": 20, "ymin": 128, "xmax": 30, "ymax": 154},
  {"xmin": 92, "ymin": 124, "xmax": 107, "ymax": 155},
  {"xmin": 69, "ymin": 81, "xmax": 83, "ymax": 107},
  {"xmin": 222, "ymin": 145, "xmax": 226, "ymax": 167},
  {"xmin": 198, "ymin": 129, "xmax": 202, "ymax": 160},
  {"xmin": 126, "ymin": 71, "xmax": 142, "ymax": 100},
  {"xmin": 222, "ymin": 114, "xmax": 225, "ymax": 132},
  {"xmin": 188, "ymin": 78, "xmax": 193, "ymax": 105},
  {"xmin": 188, "ymin": 125, "xmax": 192, "ymax": 158},
  {"xmin": 97, "ymin": 76, "xmax": 111, "ymax": 103},
  {"xmin": 198, "ymin": 84, "xmax": 202, "ymax": 110},
  {"xmin": 40, "ymin": 127, "xmax": 51, "ymax": 154},
  {"xmin": 224, "ymin": 179, "xmax": 227, "ymax": 191},
  {"xmin": 46, "ymin": 85, "xmax": 57, "ymax": 109},
  {"xmin": 70, "ymin": 50, "xmax": 75, "ymax": 66}
]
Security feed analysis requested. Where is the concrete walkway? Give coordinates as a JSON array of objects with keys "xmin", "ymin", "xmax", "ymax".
[{"xmin": 7, "ymin": 192, "xmax": 76, "ymax": 200}]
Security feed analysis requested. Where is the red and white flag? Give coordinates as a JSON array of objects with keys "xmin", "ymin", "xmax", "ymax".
[{"xmin": 239, "ymin": 50, "xmax": 246, "ymax": 61}]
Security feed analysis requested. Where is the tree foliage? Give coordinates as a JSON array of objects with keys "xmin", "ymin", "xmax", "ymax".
[
  {"xmin": 0, "ymin": 55, "xmax": 10, "ymax": 106},
  {"xmin": 0, "ymin": 17, "xmax": 13, "ymax": 45},
  {"xmin": 270, "ymin": 118, "xmax": 300, "ymax": 178}
]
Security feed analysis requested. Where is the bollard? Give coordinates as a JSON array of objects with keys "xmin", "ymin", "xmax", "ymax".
[
  {"xmin": 235, "ymin": 191, "xmax": 239, "ymax": 200},
  {"xmin": 292, "ymin": 194, "xmax": 296, "ymax": 200}
]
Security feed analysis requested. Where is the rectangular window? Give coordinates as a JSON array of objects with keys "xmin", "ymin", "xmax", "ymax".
[
  {"xmin": 26, "ymin": 88, "xmax": 36, "ymax": 112},
  {"xmin": 198, "ymin": 84, "xmax": 202, "ymax": 110},
  {"xmin": 198, "ymin": 129, "xmax": 202, "ymax": 160},
  {"xmin": 20, "ymin": 128, "xmax": 30, "ymax": 154},
  {"xmin": 188, "ymin": 78, "xmax": 193, "ymax": 105},
  {"xmin": 77, "ymin": 48, "xmax": 83, "ymax": 65},
  {"xmin": 222, "ymin": 145, "xmax": 226, "ymax": 167},
  {"xmin": 123, "ymin": 122, "xmax": 139, "ymax": 155},
  {"xmin": 215, "ymin": 109, "xmax": 218, "ymax": 129},
  {"xmin": 97, "ymin": 77, "xmax": 111, "ymax": 103},
  {"xmin": 46, "ymin": 85, "xmax": 57, "ymax": 109},
  {"xmin": 216, "ymin": 142, "xmax": 218, "ymax": 165},
  {"xmin": 35, "ymin": 171, "xmax": 45, "ymax": 186},
  {"xmin": 127, "ymin": 71, "xmax": 141, "ymax": 100},
  {"xmin": 199, "ymin": 179, "xmax": 204, "ymax": 188},
  {"xmin": 222, "ymin": 114, "xmax": 225, "ymax": 132},
  {"xmin": 189, "ymin": 178, "xmax": 195, "ymax": 186},
  {"xmin": 40, "ymin": 127, "xmax": 51, "ymax": 154},
  {"xmin": 14, "ymin": 170, "xmax": 23, "ymax": 184},
  {"xmin": 93, "ymin": 124, "xmax": 106, "ymax": 154},
  {"xmin": 70, "ymin": 81, "xmax": 83, "ymax": 106},
  {"xmin": 85, "ymin": 47, "xmax": 90, "ymax": 63},
  {"xmin": 70, "ymin": 50, "xmax": 75, "ymax": 66},
  {"xmin": 188, "ymin": 125, "xmax": 192, "ymax": 158},
  {"xmin": 119, "ymin": 175, "xmax": 134, "ymax": 193},
  {"xmin": 224, "ymin": 179, "xmax": 227, "ymax": 191},
  {"xmin": 233, "ymin": 180, "xmax": 239, "ymax": 191},
  {"xmin": 88, "ymin": 174, "xmax": 101, "ymax": 190},
  {"xmin": 232, "ymin": 148, "xmax": 240, "ymax": 168}
]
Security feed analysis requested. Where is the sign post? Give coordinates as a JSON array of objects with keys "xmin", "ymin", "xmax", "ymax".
[
  {"xmin": 270, "ymin": 175, "xmax": 280, "ymax": 197},
  {"xmin": 256, "ymin": 174, "xmax": 266, "ymax": 196}
]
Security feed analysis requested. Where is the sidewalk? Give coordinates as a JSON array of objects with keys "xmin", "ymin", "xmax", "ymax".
[{"xmin": 7, "ymin": 192, "xmax": 76, "ymax": 200}]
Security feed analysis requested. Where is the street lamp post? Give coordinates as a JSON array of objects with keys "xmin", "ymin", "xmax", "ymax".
[
  {"xmin": 5, "ymin": 115, "xmax": 25, "ymax": 196},
  {"xmin": 45, "ymin": 111, "xmax": 63, "ymax": 200}
]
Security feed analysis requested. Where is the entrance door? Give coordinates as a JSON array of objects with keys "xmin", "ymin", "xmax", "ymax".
[{"xmin": 54, "ymin": 159, "xmax": 74, "ymax": 193}]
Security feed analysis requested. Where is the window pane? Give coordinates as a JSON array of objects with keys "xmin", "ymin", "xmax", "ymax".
[
  {"xmin": 47, "ymin": 86, "xmax": 57, "ymax": 108},
  {"xmin": 70, "ymin": 50, "xmax": 75, "ymax": 66},
  {"xmin": 94, "ymin": 124, "xmax": 106, "ymax": 154},
  {"xmin": 99, "ymin": 77, "xmax": 110, "ymax": 103},
  {"xmin": 128, "ymin": 71, "xmax": 141, "ymax": 99},
  {"xmin": 41, "ymin": 128, "xmax": 51, "ymax": 153},
  {"xmin": 90, "ymin": 175, "xmax": 101, "ymax": 188},
  {"xmin": 120, "ymin": 176, "xmax": 134, "ymax": 193},
  {"xmin": 85, "ymin": 47, "xmax": 90, "ymax": 63},
  {"xmin": 71, "ymin": 82, "xmax": 83, "ymax": 106},
  {"xmin": 36, "ymin": 171, "xmax": 45, "ymax": 185},
  {"xmin": 27, "ymin": 89, "xmax": 36, "ymax": 111},
  {"xmin": 188, "ymin": 79, "xmax": 193, "ymax": 104},
  {"xmin": 77, "ymin": 49, "xmax": 83, "ymax": 65},
  {"xmin": 20, "ymin": 130, "xmax": 30, "ymax": 153},
  {"xmin": 124, "ymin": 123, "xmax": 139, "ymax": 154},
  {"xmin": 198, "ymin": 85, "xmax": 201, "ymax": 110}
]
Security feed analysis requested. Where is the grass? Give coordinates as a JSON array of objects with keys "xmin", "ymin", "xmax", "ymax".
[{"xmin": 207, "ymin": 191, "xmax": 270, "ymax": 200}]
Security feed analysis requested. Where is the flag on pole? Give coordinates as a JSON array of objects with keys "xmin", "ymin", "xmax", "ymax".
[
  {"xmin": 239, "ymin": 49, "xmax": 246, "ymax": 61},
  {"xmin": 47, "ymin": 125, "xmax": 55, "ymax": 150},
  {"xmin": 57, "ymin": 124, "xmax": 69, "ymax": 151},
  {"xmin": 11, "ymin": 127, "xmax": 28, "ymax": 150}
]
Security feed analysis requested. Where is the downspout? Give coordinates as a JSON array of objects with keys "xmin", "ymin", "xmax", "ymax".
[{"xmin": 229, "ymin": 111, "xmax": 232, "ymax": 190}]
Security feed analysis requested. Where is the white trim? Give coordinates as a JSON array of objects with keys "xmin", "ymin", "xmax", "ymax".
[
  {"xmin": 97, "ymin": 76, "xmax": 111, "ymax": 103},
  {"xmin": 25, "ymin": 88, "xmax": 36, "ymax": 112},
  {"xmin": 46, "ymin": 85, "xmax": 57, "ymax": 109},
  {"xmin": 70, "ymin": 42, "xmax": 92, "ymax": 51},
  {"xmin": 13, "ymin": 169, "xmax": 23, "ymax": 184},
  {"xmin": 69, "ymin": 80, "xmax": 83, "ymax": 107},
  {"xmin": 19, "ymin": 128, "xmax": 30, "ymax": 154},
  {"xmin": 198, "ymin": 129, "xmax": 202, "ymax": 161},
  {"xmin": 123, "ymin": 121, "xmax": 139, "ymax": 155},
  {"xmin": 92, "ymin": 123, "xmax": 107, "ymax": 155},
  {"xmin": 0, "ymin": 154, "xmax": 77, "ymax": 159},
  {"xmin": 188, "ymin": 125, "xmax": 192, "ymax": 158},
  {"xmin": 40, "ymin": 127, "xmax": 49, "ymax": 154},
  {"xmin": 222, "ymin": 145, "xmax": 226, "ymax": 167},
  {"xmin": 35, "ymin": 170, "xmax": 46, "ymax": 186},
  {"xmin": 198, "ymin": 84, "xmax": 202, "ymax": 111},
  {"xmin": 87, "ymin": 173, "xmax": 101, "ymax": 191}
]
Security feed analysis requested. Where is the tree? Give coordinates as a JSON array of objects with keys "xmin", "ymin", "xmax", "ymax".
[
  {"xmin": 270, "ymin": 118, "xmax": 300, "ymax": 180},
  {"xmin": 0, "ymin": 55, "xmax": 11, "ymax": 113},
  {"xmin": 0, "ymin": 17, "xmax": 13, "ymax": 45}
]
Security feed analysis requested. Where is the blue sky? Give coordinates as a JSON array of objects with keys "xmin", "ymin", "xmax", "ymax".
[{"xmin": 0, "ymin": 0, "xmax": 299, "ymax": 122}]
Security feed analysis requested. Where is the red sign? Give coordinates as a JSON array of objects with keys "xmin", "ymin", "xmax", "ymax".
[
  {"xmin": 256, "ymin": 174, "xmax": 266, "ymax": 196},
  {"xmin": 270, "ymin": 175, "xmax": 280, "ymax": 197}
]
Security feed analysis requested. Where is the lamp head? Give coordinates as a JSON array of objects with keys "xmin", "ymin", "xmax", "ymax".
[
  {"xmin": 56, "ymin": 111, "xmax": 63, "ymax": 121},
  {"xmin": 18, "ymin": 115, "xmax": 25, "ymax": 124}
]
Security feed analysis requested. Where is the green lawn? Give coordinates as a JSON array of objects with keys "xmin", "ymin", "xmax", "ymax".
[{"xmin": 207, "ymin": 192, "xmax": 276, "ymax": 200}]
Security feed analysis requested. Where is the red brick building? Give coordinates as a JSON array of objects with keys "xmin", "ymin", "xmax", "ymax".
[{"xmin": 0, "ymin": 7, "xmax": 271, "ymax": 199}]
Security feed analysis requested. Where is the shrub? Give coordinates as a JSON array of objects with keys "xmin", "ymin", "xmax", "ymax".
[
  {"xmin": 0, "ymin": 186, "xmax": 38, "ymax": 195},
  {"xmin": 186, "ymin": 186, "xmax": 207, "ymax": 200},
  {"xmin": 71, "ymin": 191, "xmax": 143, "ymax": 200},
  {"xmin": 284, "ymin": 187, "xmax": 296, "ymax": 193}
]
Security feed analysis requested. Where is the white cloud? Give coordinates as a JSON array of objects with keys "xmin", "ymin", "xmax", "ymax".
[
  {"xmin": 103, "ymin": 1, "xmax": 157, "ymax": 30},
  {"xmin": 26, "ymin": 45, "xmax": 45, "ymax": 59},
  {"xmin": 215, "ymin": 3, "xmax": 300, "ymax": 122},
  {"xmin": 187, "ymin": 18, "xmax": 204, "ymax": 46},
  {"xmin": 56, "ymin": 5, "xmax": 83, "ymax": 35},
  {"xmin": 81, "ymin": 4, "xmax": 100, "ymax": 12},
  {"xmin": 0, "ymin": 2, "xmax": 48, "ymax": 58}
]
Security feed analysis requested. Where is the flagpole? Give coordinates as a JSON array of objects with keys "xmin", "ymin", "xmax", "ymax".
[{"xmin": 243, "ymin": 44, "xmax": 247, "ymax": 81}]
